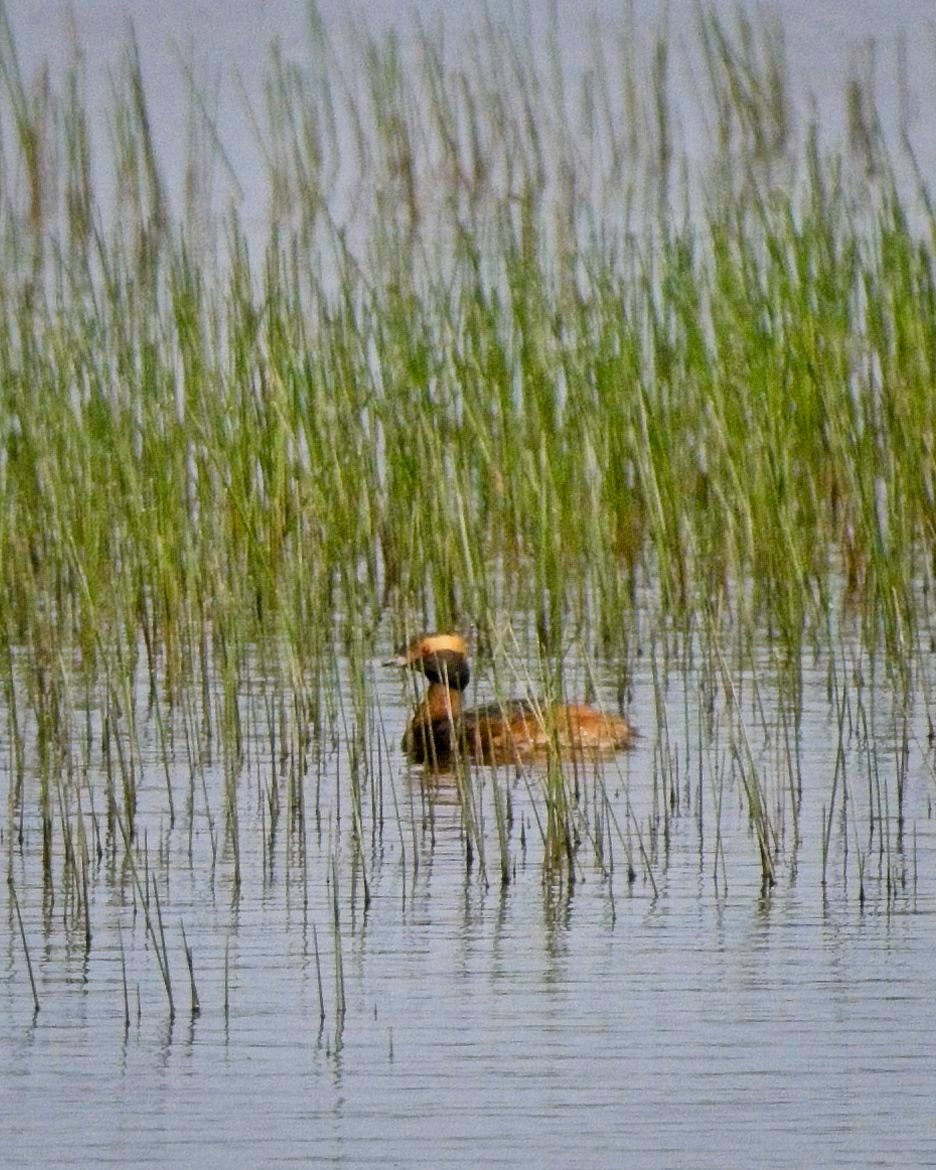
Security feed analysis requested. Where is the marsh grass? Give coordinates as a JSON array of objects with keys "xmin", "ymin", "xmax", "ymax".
[
  {"xmin": 9, "ymin": 881, "xmax": 39, "ymax": 1013},
  {"xmin": 2, "ymin": 4, "xmax": 936, "ymax": 1019}
]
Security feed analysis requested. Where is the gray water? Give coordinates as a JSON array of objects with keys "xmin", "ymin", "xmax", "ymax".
[
  {"xmin": 4, "ymin": 632, "xmax": 936, "ymax": 1169},
  {"xmin": 4, "ymin": 2, "xmax": 936, "ymax": 1167}
]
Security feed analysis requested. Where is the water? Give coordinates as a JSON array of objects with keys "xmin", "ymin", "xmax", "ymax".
[
  {"xmin": 3, "ymin": 629, "xmax": 936, "ymax": 1169},
  {"xmin": 5, "ymin": 2, "xmax": 936, "ymax": 1166}
]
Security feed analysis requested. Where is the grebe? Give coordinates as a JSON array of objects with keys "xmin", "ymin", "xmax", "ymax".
[{"xmin": 384, "ymin": 633, "xmax": 636, "ymax": 767}]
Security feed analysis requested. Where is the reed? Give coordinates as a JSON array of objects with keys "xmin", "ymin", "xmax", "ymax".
[
  {"xmin": 312, "ymin": 922, "xmax": 326, "ymax": 1028},
  {"xmin": 330, "ymin": 852, "xmax": 346, "ymax": 1021},
  {"xmin": 181, "ymin": 920, "xmax": 200, "ymax": 1017},
  {"xmin": 115, "ymin": 812, "xmax": 175, "ymax": 1017},
  {"xmin": 150, "ymin": 874, "xmax": 175, "ymax": 1021},
  {"xmin": 10, "ymin": 880, "xmax": 39, "ymax": 1014},
  {"xmin": 0, "ymin": 6, "xmax": 933, "ymax": 1007},
  {"xmin": 0, "ymin": 11, "xmax": 930, "ymax": 670},
  {"xmin": 223, "ymin": 936, "xmax": 230, "ymax": 1026},
  {"xmin": 118, "ymin": 921, "xmax": 130, "ymax": 1032}
]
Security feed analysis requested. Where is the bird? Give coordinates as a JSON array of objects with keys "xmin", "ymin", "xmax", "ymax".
[{"xmin": 384, "ymin": 632, "xmax": 636, "ymax": 768}]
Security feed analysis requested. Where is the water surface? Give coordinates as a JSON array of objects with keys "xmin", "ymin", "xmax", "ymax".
[{"xmin": 4, "ymin": 633, "xmax": 936, "ymax": 1169}]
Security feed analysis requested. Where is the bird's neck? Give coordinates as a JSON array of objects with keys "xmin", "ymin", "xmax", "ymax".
[{"xmin": 418, "ymin": 682, "xmax": 464, "ymax": 723}]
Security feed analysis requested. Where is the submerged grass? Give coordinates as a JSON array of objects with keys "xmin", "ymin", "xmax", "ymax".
[{"xmin": 1, "ymin": 0, "xmax": 935, "ymax": 1003}]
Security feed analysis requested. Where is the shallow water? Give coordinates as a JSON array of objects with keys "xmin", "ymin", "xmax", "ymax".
[{"xmin": 3, "ymin": 631, "xmax": 936, "ymax": 1170}]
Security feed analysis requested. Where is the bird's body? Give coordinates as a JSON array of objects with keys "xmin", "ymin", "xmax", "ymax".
[{"xmin": 385, "ymin": 633, "xmax": 635, "ymax": 768}]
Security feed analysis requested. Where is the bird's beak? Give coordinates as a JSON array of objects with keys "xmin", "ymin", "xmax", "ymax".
[{"xmin": 382, "ymin": 654, "xmax": 409, "ymax": 668}]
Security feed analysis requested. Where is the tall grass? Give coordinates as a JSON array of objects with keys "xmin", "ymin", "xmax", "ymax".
[
  {"xmin": 0, "ymin": 0, "xmax": 934, "ymax": 981},
  {"xmin": 0, "ymin": 8, "xmax": 932, "ymax": 673}
]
